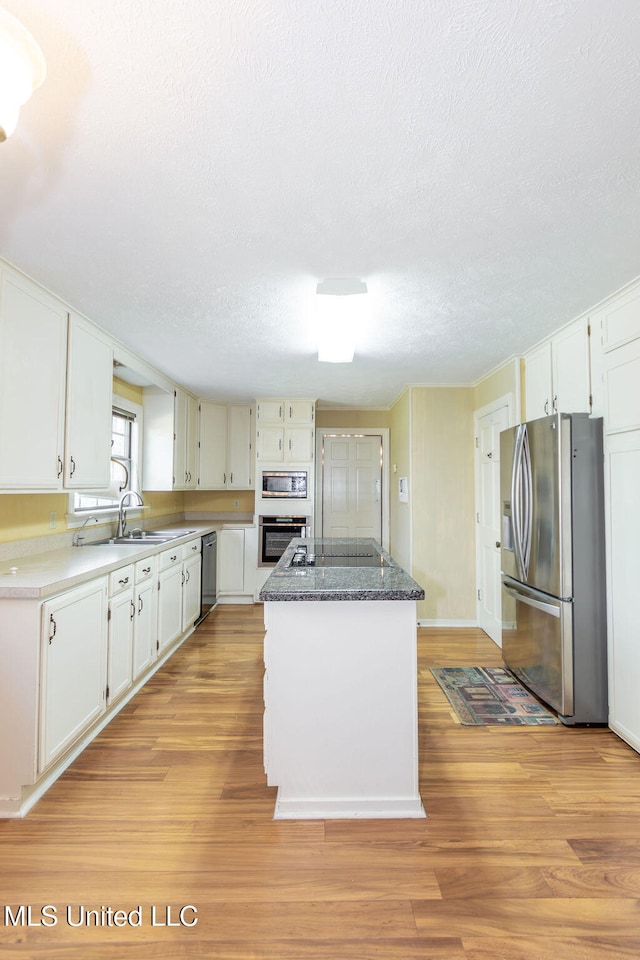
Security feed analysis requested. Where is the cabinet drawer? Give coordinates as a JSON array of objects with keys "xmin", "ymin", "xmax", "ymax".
[
  {"xmin": 159, "ymin": 547, "xmax": 182, "ymax": 570},
  {"xmin": 135, "ymin": 555, "xmax": 157, "ymax": 584},
  {"xmin": 108, "ymin": 564, "xmax": 135, "ymax": 597},
  {"xmin": 182, "ymin": 538, "xmax": 201, "ymax": 560}
]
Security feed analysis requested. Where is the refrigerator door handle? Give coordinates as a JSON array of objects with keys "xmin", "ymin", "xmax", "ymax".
[
  {"xmin": 511, "ymin": 424, "xmax": 526, "ymax": 581},
  {"xmin": 521, "ymin": 426, "xmax": 533, "ymax": 578},
  {"xmin": 503, "ymin": 583, "xmax": 561, "ymax": 618}
]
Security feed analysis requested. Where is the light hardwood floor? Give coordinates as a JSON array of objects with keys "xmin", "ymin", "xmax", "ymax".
[{"xmin": 1, "ymin": 606, "xmax": 640, "ymax": 959}]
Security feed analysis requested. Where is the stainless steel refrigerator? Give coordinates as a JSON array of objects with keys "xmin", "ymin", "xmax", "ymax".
[{"xmin": 500, "ymin": 413, "xmax": 607, "ymax": 725}]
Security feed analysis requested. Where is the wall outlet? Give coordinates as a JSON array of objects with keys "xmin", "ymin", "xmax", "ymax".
[
  {"xmin": 233, "ymin": 499, "xmax": 239, "ymax": 510},
  {"xmin": 49, "ymin": 512, "xmax": 57, "ymax": 529}
]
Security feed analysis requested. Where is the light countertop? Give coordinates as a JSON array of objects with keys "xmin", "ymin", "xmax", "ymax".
[{"xmin": 0, "ymin": 522, "xmax": 220, "ymax": 599}]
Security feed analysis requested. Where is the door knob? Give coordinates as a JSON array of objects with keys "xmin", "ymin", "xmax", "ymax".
[{"xmin": 496, "ymin": 541, "xmax": 501, "ymax": 548}]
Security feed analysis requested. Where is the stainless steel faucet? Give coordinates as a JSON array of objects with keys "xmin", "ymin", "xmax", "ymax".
[
  {"xmin": 117, "ymin": 491, "xmax": 144, "ymax": 538},
  {"xmin": 73, "ymin": 515, "xmax": 98, "ymax": 546}
]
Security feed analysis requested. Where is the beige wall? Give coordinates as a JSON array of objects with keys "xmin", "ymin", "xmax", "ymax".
[
  {"xmin": 316, "ymin": 408, "xmax": 391, "ymax": 429},
  {"xmin": 184, "ymin": 490, "xmax": 254, "ymax": 513},
  {"xmin": 388, "ymin": 389, "xmax": 411, "ymax": 572},
  {"xmin": 473, "ymin": 357, "xmax": 521, "ymax": 421},
  {"xmin": 410, "ymin": 387, "xmax": 476, "ymax": 622}
]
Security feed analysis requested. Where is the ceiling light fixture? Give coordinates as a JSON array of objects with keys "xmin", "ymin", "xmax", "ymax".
[
  {"xmin": 315, "ymin": 278, "xmax": 368, "ymax": 363},
  {"xmin": 0, "ymin": 6, "xmax": 46, "ymax": 143}
]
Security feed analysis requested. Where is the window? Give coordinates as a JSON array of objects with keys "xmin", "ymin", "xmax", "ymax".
[{"xmin": 70, "ymin": 395, "xmax": 142, "ymax": 517}]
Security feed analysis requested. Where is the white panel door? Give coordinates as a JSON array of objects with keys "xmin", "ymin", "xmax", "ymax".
[
  {"xmin": 475, "ymin": 403, "xmax": 510, "ymax": 646},
  {"xmin": 321, "ymin": 435, "xmax": 382, "ymax": 541}
]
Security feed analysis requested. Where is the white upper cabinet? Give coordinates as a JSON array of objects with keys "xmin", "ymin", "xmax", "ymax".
[
  {"xmin": 64, "ymin": 314, "xmax": 113, "ymax": 489},
  {"xmin": 256, "ymin": 398, "xmax": 315, "ymax": 426},
  {"xmin": 173, "ymin": 388, "xmax": 198, "ymax": 490},
  {"xmin": 255, "ymin": 398, "xmax": 315, "ymax": 463},
  {"xmin": 142, "ymin": 386, "xmax": 199, "ymax": 490},
  {"xmin": 198, "ymin": 400, "xmax": 228, "ymax": 488},
  {"xmin": 227, "ymin": 403, "xmax": 254, "ymax": 488},
  {"xmin": 199, "ymin": 401, "xmax": 254, "ymax": 489},
  {"xmin": 0, "ymin": 266, "xmax": 67, "ymax": 490},
  {"xmin": 524, "ymin": 318, "xmax": 591, "ymax": 420},
  {"xmin": 0, "ymin": 267, "xmax": 112, "ymax": 492}
]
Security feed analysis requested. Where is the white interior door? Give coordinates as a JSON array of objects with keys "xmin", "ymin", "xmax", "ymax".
[
  {"xmin": 321, "ymin": 435, "xmax": 383, "ymax": 542},
  {"xmin": 475, "ymin": 402, "xmax": 511, "ymax": 645}
]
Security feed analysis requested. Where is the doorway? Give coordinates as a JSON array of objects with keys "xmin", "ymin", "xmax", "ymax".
[
  {"xmin": 316, "ymin": 431, "xmax": 389, "ymax": 548},
  {"xmin": 474, "ymin": 396, "xmax": 514, "ymax": 646}
]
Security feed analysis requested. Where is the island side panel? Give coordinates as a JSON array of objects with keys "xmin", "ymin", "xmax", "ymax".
[{"xmin": 263, "ymin": 599, "xmax": 424, "ymax": 819}]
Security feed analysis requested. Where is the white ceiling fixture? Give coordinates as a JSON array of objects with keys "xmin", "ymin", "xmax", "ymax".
[
  {"xmin": 315, "ymin": 278, "xmax": 368, "ymax": 363},
  {"xmin": 0, "ymin": 6, "xmax": 46, "ymax": 142}
]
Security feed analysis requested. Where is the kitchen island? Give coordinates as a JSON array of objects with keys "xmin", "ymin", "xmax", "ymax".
[{"xmin": 259, "ymin": 538, "xmax": 426, "ymax": 819}]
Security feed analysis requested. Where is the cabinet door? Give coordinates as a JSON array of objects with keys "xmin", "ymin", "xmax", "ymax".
[
  {"xmin": 39, "ymin": 580, "xmax": 107, "ymax": 772},
  {"xmin": 228, "ymin": 404, "xmax": 254, "ymax": 488},
  {"xmin": 133, "ymin": 577, "xmax": 158, "ymax": 679},
  {"xmin": 182, "ymin": 553, "xmax": 202, "ymax": 629},
  {"xmin": 257, "ymin": 400, "xmax": 284, "ymax": 423},
  {"xmin": 158, "ymin": 563, "xmax": 183, "ymax": 652},
  {"xmin": 107, "ymin": 589, "xmax": 134, "ymax": 704},
  {"xmin": 218, "ymin": 528, "xmax": 245, "ymax": 593},
  {"xmin": 524, "ymin": 342, "xmax": 553, "ymax": 420},
  {"xmin": 173, "ymin": 389, "xmax": 188, "ymax": 490},
  {"xmin": 256, "ymin": 426, "xmax": 284, "ymax": 462},
  {"xmin": 552, "ymin": 318, "xmax": 591, "ymax": 414},
  {"xmin": 198, "ymin": 401, "xmax": 228, "ymax": 488},
  {"xmin": 185, "ymin": 394, "xmax": 199, "ymax": 489},
  {"xmin": 64, "ymin": 315, "xmax": 113, "ymax": 489},
  {"xmin": 0, "ymin": 268, "xmax": 67, "ymax": 490},
  {"xmin": 286, "ymin": 400, "xmax": 315, "ymax": 424},
  {"xmin": 285, "ymin": 427, "xmax": 314, "ymax": 462},
  {"xmin": 606, "ymin": 429, "xmax": 640, "ymax": 750}
]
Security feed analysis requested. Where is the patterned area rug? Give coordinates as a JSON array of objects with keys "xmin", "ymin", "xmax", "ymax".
[{"xmin": 430, "ymin": 666, "xmax": 558, "ymax": 725}]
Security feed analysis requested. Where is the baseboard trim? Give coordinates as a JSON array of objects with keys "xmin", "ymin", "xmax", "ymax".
[{"xmin": 417, "ymin": 619, "xmax": 479, "ymax": 628}]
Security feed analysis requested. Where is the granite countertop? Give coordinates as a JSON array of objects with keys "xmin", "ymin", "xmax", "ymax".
[
  {"xmin": 0, "ymin": 521, "xmax": 220, "ymax": 600},
  {"xmin": 259, "ymin": 538, "xmax": 425, "ymax": 602}
]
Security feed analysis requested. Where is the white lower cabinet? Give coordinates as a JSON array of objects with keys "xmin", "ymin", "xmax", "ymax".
[
  {"xmin": 0, "ymin": 535, "xmax": 205, "ymax": 817},
  {"xmin": 158, "ymin": 549, "xmax": 184, "ymax": 653},
  {"xmin": 39, "ymin": 579, "xmax": 108, "ymax": 773},
  {"xmin": 158, "ymin": 539, "xmax": 202, "ymax": 651},
  {"xmin": 107, "ymin": 565, "xmax": 135, "ymax": 706},
  {"xmin": 182, "ymin": 545, "xmax": 202, "ymax": 628},
  {"xmin": 133, "ymin": 556, "xmax": 158, "ymax": 679}
]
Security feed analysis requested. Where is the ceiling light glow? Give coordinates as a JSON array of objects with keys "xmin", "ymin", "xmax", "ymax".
[
  {"xmin": 315, "ymin": 278, "xmax": 368, "ymax": 363},
  {"xmin": 0, "ymin": 6, "xmax": 46, "ymax": 142}
]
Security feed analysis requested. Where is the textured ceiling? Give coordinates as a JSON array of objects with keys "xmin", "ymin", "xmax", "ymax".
[{"xmin": 1, "ymin": 0, "xmax": 640, "ymax": 407}]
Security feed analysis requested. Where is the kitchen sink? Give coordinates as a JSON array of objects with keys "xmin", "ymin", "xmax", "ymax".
[{"xmin": 91, "ymin": 529, "xmax": 197, "ymax": 546}]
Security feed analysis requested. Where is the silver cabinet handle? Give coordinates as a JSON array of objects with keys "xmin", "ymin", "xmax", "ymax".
[
  {"xmin": 142, "ymin": 566, "xmax": 151, "ymax": 574},
  {"xmin": 69, "ymin": 456, "xmax": 76, "ymax": 477},
  {"xmin": 49, "ymin": 614, "xmax": 57, "ymax": 644},
  {"xmin": 130, "ymin": 600, "xmax": 136, "ymax": 621},
  {"xmin": 138, "ymin": 594, "xmax": 144, "ymax": 614},
  {"xmin": 57, "ymin": 455, "xmax": 64, "ymax": 478},
  {"xmin": 118, "ymin": 576, "xmax": 130, "ymax": 586}
]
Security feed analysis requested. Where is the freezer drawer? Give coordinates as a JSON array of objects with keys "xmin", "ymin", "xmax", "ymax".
[{"xmin": 501, "ymin": 578, "xmax": 573, "ymax": 717}]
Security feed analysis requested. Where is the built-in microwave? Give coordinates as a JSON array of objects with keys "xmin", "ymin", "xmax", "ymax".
[{"xmin": 261, "ymin": 470, "xmax": 308, "ymax": 499}]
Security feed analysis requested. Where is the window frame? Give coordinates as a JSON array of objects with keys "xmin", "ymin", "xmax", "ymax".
[{"xmin": 66, "ymin": 393, "xmax": 144, "ymax": 528}]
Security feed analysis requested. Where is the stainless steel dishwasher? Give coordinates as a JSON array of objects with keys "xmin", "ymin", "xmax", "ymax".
[{"xmin": 196, "ymin": 531, "xmax": 217, "ymax": 624}]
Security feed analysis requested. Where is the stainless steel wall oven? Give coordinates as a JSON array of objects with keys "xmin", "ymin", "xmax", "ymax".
[{"xmin": 259, "ymin": 515, "xmax": 309, "ymax": 566}]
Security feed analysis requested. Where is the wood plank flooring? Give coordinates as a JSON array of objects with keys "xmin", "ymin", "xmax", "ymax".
[{"xmin": 2, "ymin": 607, "xmax": 640, "ymax": 958}]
